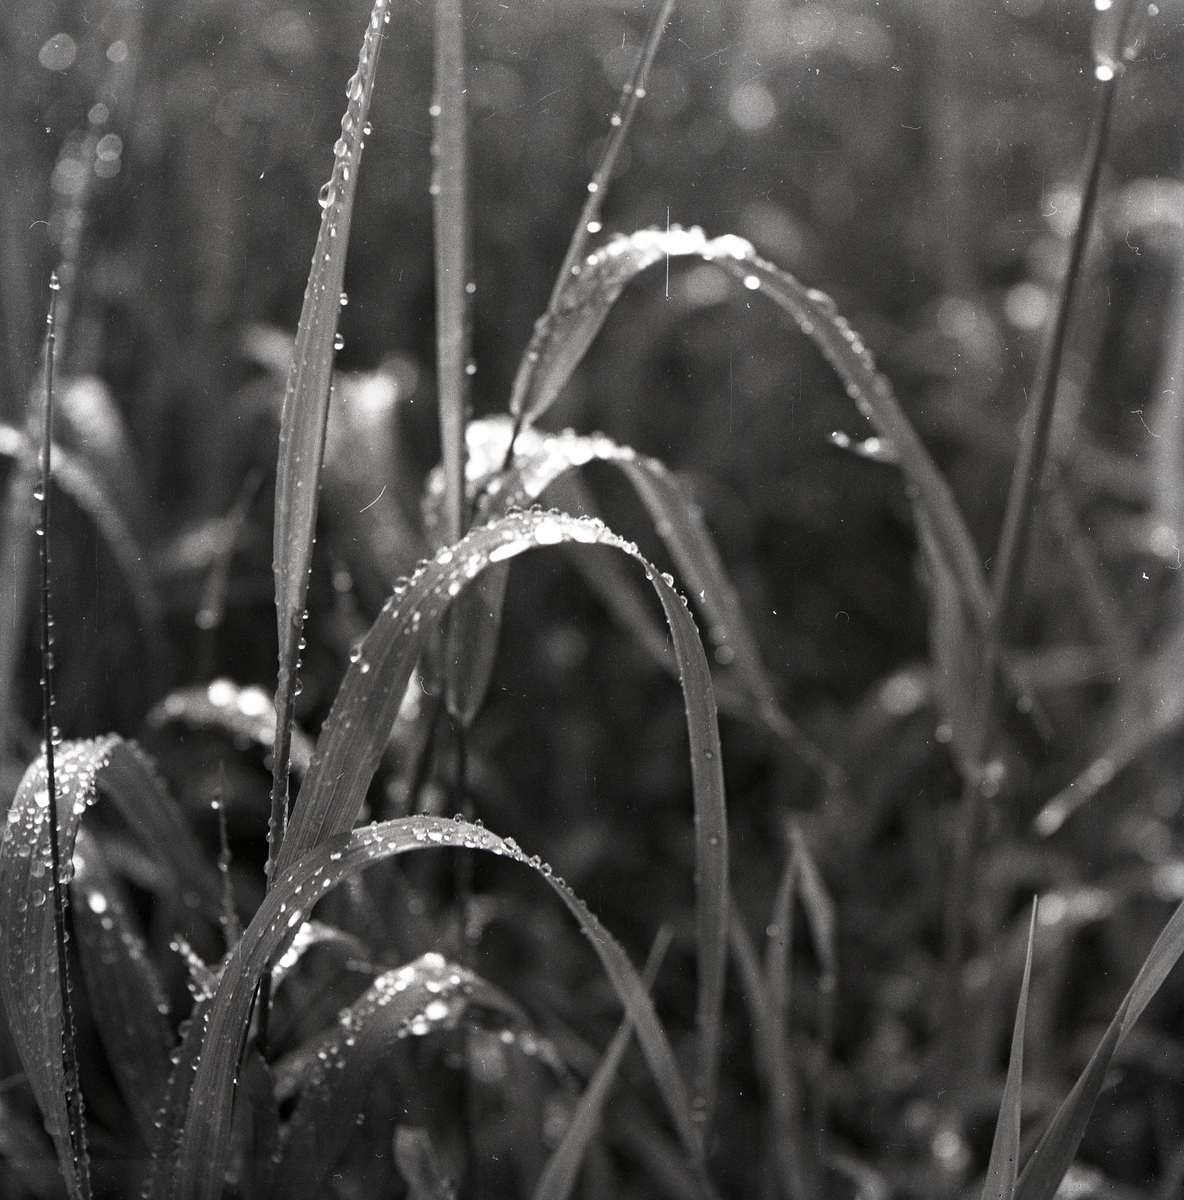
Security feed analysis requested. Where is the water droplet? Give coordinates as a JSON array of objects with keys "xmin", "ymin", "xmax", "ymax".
[
  {"xmin": 587, "ymin": 181, "xmax": 599, "ymax": 193},
  {"xmin": 465, "ymin": 361, "xmax": 477, "ymax": 376},
  {"xmin": 318, "ymin": 181, "xmax": 336, "ymax": 210},
  {"xmin": 339, "ymin": 291, "xmax": 349, "ymax": 307},
  {"xmin": 586, "ymin": 220, "xmax": 602, "ymax": 233},
  {"xmin": 334, "ymin": 333, "xmax": 345, "ymax": 351},
  {"xmin": 428, "ymin": 103, "xmax": 442, "ymax": 117},
  {"xmin": 609, "ymin": 113, "xmax": 622, "ymax": 127}
]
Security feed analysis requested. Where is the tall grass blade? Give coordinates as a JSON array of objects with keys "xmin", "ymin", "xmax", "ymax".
[
  {"xmin": 269, "ymin": 0, "xmax": 391, "ymax": 878},
  {"xmin": 764, "ymin": 839, "xmax": 799, "ymax": 1030},
  {"xmin": 394, "ymin": 1127, "xmax": 457, "ymax": 1200},
  {"xmin": 169, "ymin": 816, "xmax": 717, "ymax": 1200},
  {"xmin": 508, "ymin": 0, "xmax": 675, "ymax": 433},
  {"xmin": 981, "ymin": 900, "xmax": 1037, "ymax": 1200},
  {"xmin": 787, "ymin": 823, "xmax": 836, "ymax": 1054},
  {"xmin": 990, "ymin": 0, "xmax": 1141, "ymax": 639},
  {"xmin": 272, "ymin": 953, "xmax": 524, "ymax": 1199},
  {"xmin": 431, "ymin": 0, "xmax": 470, "ymax": 549},
  {"xmin": 70, "ymin": 827, "xmax": 173, "ymax": 1146},
  {"xmin": 36, "ymin": 275, "xmax": 90, "ymax": 1200},
  {"xmin": 532, "ymin": 926, "xmax": 672, "ymax": 1200},
  {"xmin": 276, "ymin": 509, "xmax": 728, "ymax": 1126},
  {"xmin": 0, "ymin": 737, "xmax": 120, "ymax": 1198}
]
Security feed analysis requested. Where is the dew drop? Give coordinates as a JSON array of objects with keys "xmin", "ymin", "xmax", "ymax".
[{"xmin": 318, "ymin": 181, "xmax": 336, "ymax": 210}]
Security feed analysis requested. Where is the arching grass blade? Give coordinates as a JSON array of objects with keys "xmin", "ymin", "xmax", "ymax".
[
  {"xmin": 169, "ymin": 816, "xmax": 718, "ymax": 1200},
  {"xmin": 278, "ymin": 510, "xmax": 728, "ymax": 1130}
]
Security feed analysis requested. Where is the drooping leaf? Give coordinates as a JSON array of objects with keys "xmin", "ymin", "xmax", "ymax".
[
  {"xmin": 0, "ymin": 736, "xmax": 119, "ymax": 1199},
  {"xmin": 278, "ymin": 509, "xmax": 727, "ymax": 1126},
  {"xmin": 532, "ymin": 927, "xmax": 672, "ymax": 1200},
  {"xmin": 71, "ymin": 827, "xmax": 173, "ymax": 1146},
  {"xmin": 270, "ymin": 0, "xmax": 392, "ymax": 865},
  {"xmin": 166, "ymin": 817, "xmax": 715, "ymax": 1200},
  {"xmin": 981, "ymin": 901, "xmax": 1037, "ymax": 1200},
  {"xmin": 271, "ymin": 952, "xmax": 525, "ymax": 1198},
  {"xmin": 145, "ymin": 679, "xmax": 314, "ymax": 779},
  {"xmin": 443, "ymin": 563, "xmax": 510, "ymax": 729},
  {"xmin": 394, "ymin": 1126, "xmax": 457, "ymax": 1200}
]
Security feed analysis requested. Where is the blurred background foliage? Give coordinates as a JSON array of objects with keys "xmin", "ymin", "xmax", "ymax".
[{"xmin": 5, "ymin": 0, "xmax": 1184, "ymax": 1197}]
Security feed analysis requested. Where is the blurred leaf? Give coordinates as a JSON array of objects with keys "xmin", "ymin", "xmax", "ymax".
[
  {"xmin": 167, "ymin": 816, "xmax": 716, "ymax": 1200},
  {"xmin": 787, "ymin": 823, "xmax": 837, "ymax": 1050},
  {"xmin": 71, "ymin": 827, "xmax": 173, "ymax": 1146},
  {"xmin": 271, "ymin": 0, "xmax": 390, "ymax": 857},
  {"xmin": 272, "ymin": 953, "xmax": 523, "ymax": 1198},
  {"xmin": 394, "ymin": 1126, "xmax": 456, "ymax": 1200},
  {"xmin": 443, "ymin": 562, "xmax": 510, "ymax": 729},
  {"xmin": 278, "ymin": 509, "xmax": 728, "ymax": 1129},
  {"xmin": 145, "ymin": 679, "xmax": 314, "ymax": 779},
  {"xmin": 981, "ymin": 901, "xmax": 1036, "ymax": 1200}
]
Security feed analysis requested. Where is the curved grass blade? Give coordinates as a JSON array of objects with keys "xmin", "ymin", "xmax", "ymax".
[
  {"xmin": 169, "ymin": 816, "xmax": 716, "ymax": 1200},
  {"xmin": 508, "ymin": 0, "xmax": 675, "ymax": 433},
  {"xmin": 278, "ymin": 509, "xmax": 727, "ymax": 1123},
  {"xmin": 394, "ymin": 1127, "xmax": 457, "ymax": 1200},
  {"xmin": 0, "ymin": 737, "xmax": 119, "ymax": 1199},
  {"xmin": 271, "ymin": 952, "xmax": 525, "ymax": 1198},
  {"xmin": 146, "ymin": 997, "xmax": 211, "ymax": 1200},
  {"xmin": 270, "ymin": 918, "xmax": 372, "ymax": 993},
  {"xmin": 146, "ymin": 678, "xmax": 314, "ymax": 779},
  {"xmin": 981, "ymin": 900, "xmax": 1037, "ymax": 1200},
  {"xmin": 71, "ymin": 827, "xmax": 172, "ymax": 1146},
  {"xmin": 270, "ymin": 0, "xmax": 392, "ymax": 877},
  {"xmin": 532, "ymin": 926, "xmax": 672, "ymax": 1200}
]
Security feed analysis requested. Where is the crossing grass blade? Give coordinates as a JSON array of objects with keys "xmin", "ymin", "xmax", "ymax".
[
  {"xmin": 532, "ymin": 926, "xmax": 672, "ymax": 1200},
  {"xmin": 277, "ymin": 509, "xmax": 727, "ymax": 1126},
  {"xmin": 71, "ymin": 827, "xmax": 173, "ymax": 1146},
  {"xmin": 272, "ymin": 953, "xmax": 526, "ymax": 1199},
  {"xmin": 168, "ymin": 815, "xmax": 718, "ymax": 1200},
  {"xmin": 270, "ymin": 0, "xmax": 392, "ymax": 876},
  {"xmin": 1014, "ymin": 891, "xmax": 1184, "ymax": 1200},
  {"xmin": 981, "ymin": 900, "xmax": 1037, "ymax": 1200}
]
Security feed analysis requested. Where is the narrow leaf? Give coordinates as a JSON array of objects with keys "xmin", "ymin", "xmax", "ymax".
[
  {"xmin": 170, "ymin": 817, "xmax": 715, "ymax": 1200},
  {"xmin": 278, "ymin": 509, "xmax": 727, "ymax": 1125},
  {"xmin": 787, "ymin": 823, "xmax": 837, "ymax": 1051},
  {"xmin": 0, "ymin": 737, "xmax": 119, "ymax": 1199},
  {"xmin": 982, "ymin": 901, "xmax": 1037, "ymax": 1200},
  {"xmin": 270, "ymin": 0, "xmax": 391, "ymax": 871}
]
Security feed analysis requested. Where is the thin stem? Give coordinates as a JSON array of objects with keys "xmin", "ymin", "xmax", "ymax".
[
  {"xmin": 503, "ymin": 0, "xmax": 675, "ymax": 463},
  {"xmin": 432, "ymin": 0, "xmax": 471, "ymax": 549},
  {"xmin": 40, "ymin": 273, "xmax": 91, "ymax": 1198}
]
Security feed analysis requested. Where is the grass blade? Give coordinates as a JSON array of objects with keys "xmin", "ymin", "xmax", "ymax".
[
  {"xmin": 787, "ymin": 823, "xmax": 837, "ymax": 1055},
  {"xmin": 278, "ymin": 509, "xmax": 728, "ymax": 1126},
  {"xmin": 36, "ymin": 275, "xmax": 90, "ymax": 1200},
  {"xmin": 981, "ymin": 900, "xmax": 1037, "ymax": 1200},
  {"xmin": 532, "ymin": 926, "xmax": 672, "ymax": 1200},
  {"xmin": 270, "ymin": 0, "xmax": 391, "ymax": 877},
  {"xmin": 0, "ymin": 737, "xmax": 120, "ymax": 1198},
  {"xmin": 508, "ymin": 0, "xmax": 675, "ymax": 433},
  {"xmin": 171, "ymin": 816, "xmax": 717, "ymax": 1200},
  {"xmin": 272, "ymin": 953, "xmax": 523, "ymax": 1198}
]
